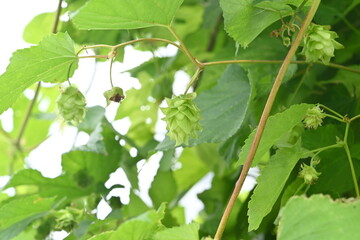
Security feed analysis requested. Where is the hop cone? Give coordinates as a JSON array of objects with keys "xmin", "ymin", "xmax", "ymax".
[
  {"xmin": 299, "ymin": 163, "xmax": 321, "ymax": 184},
  {"xmin": 57, "ymin": 86, "xmax": 86, "ymax": 125},
  {"xmin": 301, "ymin": 23, "xmax": 343, "ymax": 64},
  {"xmin": 161, "ymin": 93, "xmax": 202, "ymax": 146},
  {"xmin": 303, "ymin": 106, "xmax": 326, "ymax": 129}
]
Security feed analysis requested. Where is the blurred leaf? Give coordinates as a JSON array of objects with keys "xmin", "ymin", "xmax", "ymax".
[
  {"xmin": 153, "ymin": 222, "xmax": 199, "ymax": 240},
  {"xmin": 0, "ymin": 32, "xmax": 78, "ymax": 114},
  {"xmin": 0, "ymin": 195, "xmax": 54, "ymax": 239},
  {"xmin": 174, "ymin": 148, "xmax": 210, "ymax": 193},
  {"xmin": 122, "ymin": 191, "xmax": 149, "ymax": 219},
  {"xmin": 77, "ymin": 106, "xmax": 106, "ymax": 134},
  {"xmin": 149, "ymin": 170, "xmax": 178, "ymax": 208},
  {"xmin": 23, "ymin": 12, "xmax": 56, "ymax": 44},
  {"xmin": 248, "ymin": 144, "xmax": 303, "ymax": 231},
  {"xmin": 237, "ymin": 103, "xmax": 312, "ymax": 167},
  {"xmin": 277, "ymin": 195, "xmax": 360, "ymax": 240},
  {"xmin": 109, "ymin": 208, "xmax": 165, "ymax": 240},
  {"xmin": 73, "ymin": 0, "xmax": 184, "ymax": 29}
]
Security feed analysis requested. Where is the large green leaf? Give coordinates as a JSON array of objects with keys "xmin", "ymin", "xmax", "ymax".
[
  {"xmin": 248, "ymin": 144, "xmax": 303, "ymax": 231},
  {"xmin": 277, "ymin": 195, "xmax": 360, "ymax": 240},
  {"xmin": 153, "ymin": 222, "xmax": 199, "ymax": 240},
  {"xmin": 73, "ymin": 0, "xmax": 184, "ymax": 30},
  {"xmin": 0, "ymin": 195, "xmax": 54, "ymax": 239},
  {"xmin": 194, "ymin": 64, "xmax": 251, "ymax": 144},
  {"xmin": 220, "ymin": 0, "xmax": 310, "ymax": 47},
  {"xmin": 237, "ymin": 103, "xmax": 312, "ymax": 167},
  {"xmin": 0, "ymin": 32, "xmax": 78, "ymax": 114}
]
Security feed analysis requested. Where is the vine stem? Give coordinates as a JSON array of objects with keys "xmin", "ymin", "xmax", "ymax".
[
  {"xmin": 15, "ymin": 0, "xmax": 63, "ymax": 148},
  {"xmin": 343, "ymin": 122, "xmax": 360, "ymax": 197},
  {"xmin": 167, "ymin": 26, "xmax": 204, "ymax": 69},
  {"xmin": 203, "ymin": 60, "xmax": 360, "ymax": 75},
  {"xmin": 214, "ymin": 1, "xmax": 321, "ymax": 239}
]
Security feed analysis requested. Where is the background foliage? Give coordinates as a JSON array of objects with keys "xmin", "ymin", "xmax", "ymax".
[{"xmin": 0, "ymin": 0, "xmax": 360, "ymax": 239}]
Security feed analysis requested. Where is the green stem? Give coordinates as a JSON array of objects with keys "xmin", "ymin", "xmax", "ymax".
[
  {"xmin": 319, "ymin": 104, "xmax": 344, "ymax": 119},
  {"xmin": 343, "ymin": 122, "xmax": 360, "ymax": 197},
  {"xmin": 214, "ymin": 1, "xmax": 321, "ymax": 239},
  {"xmin": 350, "ymin": 115, "xmax": 360, "ymax": 122},
  {"xmin": 77, "ymin": 38, "xmax": 182, "ymax": 56},
  {"xmin": 167, "ymin": 26, "xmax": 204, "ymax": 69},
  {"xmin": 109, "ymin": 57, "xmax": 115, "ymax": 88},
  {"xmin": 203, "ymin": 60, "xmax": 360, "ymax": 74},
  {"xmin": 324, "ymin": 113, "xmax": 345, "ymax": 123},
  {"xmin": 184, "ymin": 68, "xmax": 203, "ymax": 94},
  {"xmin": 302, "ymin": 143, "xmax": 343, "ymax": 156}
]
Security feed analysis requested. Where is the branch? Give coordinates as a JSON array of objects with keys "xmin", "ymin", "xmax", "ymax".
[{"xmin": 214, "ymin": 1, "xmax": 321, "ymax": 239}]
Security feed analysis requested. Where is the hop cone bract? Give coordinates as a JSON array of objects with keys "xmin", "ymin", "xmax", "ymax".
[
  {"xmin": 161, "ymin": 93, "xmax": 202, "ymax": 146},
  {"xmin": 301, "ymin": 23, "xmax": 343, "ymax": 64},
  {"xmin": 57, "ymin": 86, "xmax": 86, "ymax": 125}
]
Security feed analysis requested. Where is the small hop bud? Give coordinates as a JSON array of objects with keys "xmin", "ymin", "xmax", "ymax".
[
  {"xmin": 300, "ymin": 23, "xmax": 344, "ymax": 64},
  {"xmin": 53, "ymin": 208, "xmax": 80, "ymax": 232},
  {"xmin": 303, "ymin": 106, "xmax": 326, "ymax": 129},
  {"xmin": 57, "ymin": 86, "xmax": 86, "ymax": 125},
  {"xmin": 161, "ymin": 93, "xmax": 202, "ymax": 146},
  {"xmin": 103, "ymin": 87, "xmax": 125, "ymax": 106},
  {"xmin": 299, "ymin": 163, "xmax": 321, "ymax": 184}
]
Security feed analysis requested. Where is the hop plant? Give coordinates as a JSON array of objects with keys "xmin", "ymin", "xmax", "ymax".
[
  {"xmin": 300, "ymin": 23, "xmax": 343, "ymax": 64},
  {"xmin": 299, "ymin": 163, "xmax": 321, "ymax": 184},
  {"xmin": 303, "ymin": 106, "xmax": 326, "ymax": 129},
  {"xmin": 161, "ymin": 93, "xmax": 202, "ymax": 146},
  {"xmin": 57, "ymin": 86, "xmax": 86, "ymax": 125}
]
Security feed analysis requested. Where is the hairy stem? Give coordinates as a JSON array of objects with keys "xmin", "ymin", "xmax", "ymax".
[
  {"xmin": 214, "ymin": 1, "xmax": 321, "ymax": 239},
  {"xmin": 185, "ymin": 68, "xmax": 203, "ymax": 94}
]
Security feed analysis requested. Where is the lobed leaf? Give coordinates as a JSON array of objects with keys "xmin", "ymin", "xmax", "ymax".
[
  {"xmin": 153, "ymin": 222, "xmax": 200, "ymax": 240},
  {"xmin": 277, "ymin": 195, "xmax": 360, "ymax": 240},
  {"xmin": 73, "ymin": 0, "xmax": 184, "ymax": 30},
  {"xmin": 0, "ymin": 32, "xmax": 78, "ymax": 114}
]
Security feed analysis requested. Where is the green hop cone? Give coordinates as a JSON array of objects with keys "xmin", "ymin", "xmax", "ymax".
[
  {"xmin": 103, "ymin": 86, "xmax": 125, "ymax": 106},
  {"xmin": 303, "ymin": 105, "xmax": 326, "ymax": 129},
  {"xmin": 299, "ymin": 163, "xmax": 321, "ymax": 184},
  {"xmin": 161, "ymin": 93, "xmax": 202, "ymax": 146},
  {"xmin": 57, "ymin": 86, "xmax": 86, "ymax": 125},
  {"xmin": 300, "ymin": 23, "xmax": 343, "ymax": 64}
]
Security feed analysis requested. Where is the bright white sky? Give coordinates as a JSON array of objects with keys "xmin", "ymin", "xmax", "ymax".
[{"xmin": 0, "ymin": 1, "xmax": 257, "ymax": 238}]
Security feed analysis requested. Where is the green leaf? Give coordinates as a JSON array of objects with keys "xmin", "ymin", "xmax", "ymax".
[
  {"xmin": 73, "ymin": 0, "xmax": 184, "ymax": 30},
  {"xmin": 220, "ymin": 0, "xmax": 310, "ymax": 47},
  {"xmin": 277, "ymin": 195, "xmax": 360, "ymax": 240},
  {"xmin": 77, "ymin": 106, "xmax": 106, "ymax": 134},
  {"xmin": 153, "ymin": 222, "xmax": 200, "ymax": 240},
  {"xmin": 174, "ymin": 148, "xmax": 210, "ymax": 193},
  {"xmin": 0, "ymin": 195, "xmax": 54, "ymax": 239},
  {"xmin": 6, "ymin": 169, "xmax": 95, "ymax": 199},
  {"xmin": 149, "ymin": 170, "xmax": 178, "ymax": 208},
  {"xmin": 248, "ymin": 144, "xmax": 303, "ymax": 231},
  {"xmin": 109, "ymin": 208, "xmax": 165, "ymax": 240},
  {"xmin": 193, "ymin": 64, "xmax": 251, "ymax": 144},
  {"xmin": 0, "ymin": 32, "xmax": 78, "ymax": 114},
  {"xmin": 62, "ymin": 150, "xmax": 119, "ymax": 184},
  {"xmin": 237, "ymin": 103, "xmax": 313, "ymax": 167},
  {"xmin": 88, "ymin": 232, "xmax": 115, "ymax": 240},
  {"xmin": 23, "ymin": 12, "xmax": 56, "ymax": 44}
]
